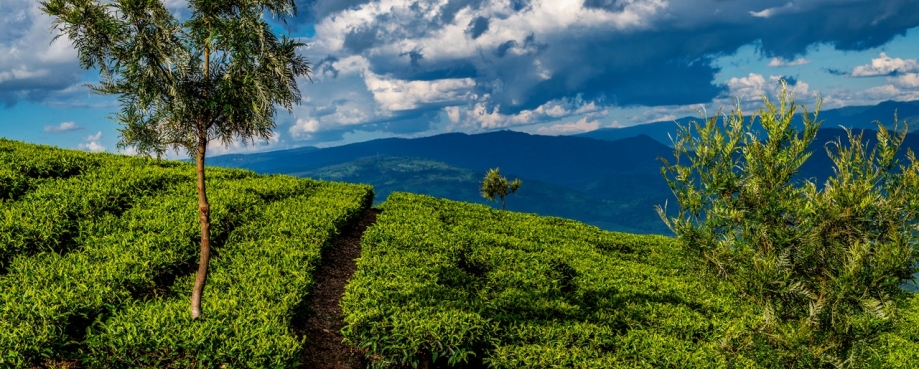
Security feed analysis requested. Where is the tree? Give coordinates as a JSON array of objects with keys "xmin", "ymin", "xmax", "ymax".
[
  {"xmin": 41, "ymin": 0, "xmax": 311, "ymax": 319},
  {"xmin": 658, "ymin": 82, "xmax": 919, "ymax": 367},
  {"xmin": 481, "ymin": 168, "xmax": 522, "ymax": 210}
]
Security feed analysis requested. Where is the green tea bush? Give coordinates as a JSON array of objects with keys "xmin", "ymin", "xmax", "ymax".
[
  {"xmin": 342, "ymin": 192, "xmax": 753, "ymax": 368},
  {"xmin": 0, "ymin": 174, "xmax": 307, "ymax": 367},
  {"xmin": 0, "ymin": 163, "xmax": 192, "ymax": 271},
  {"xmin": 82, "ymin": 182, "xmax": 372, "ymax": 368},
  {"xmin": 0, "ymin": 140, "xmax": 372, "ymax": 367},
  {"xmin": 0, "ymin": 138, "xmax": 100, "ymax": 181}
]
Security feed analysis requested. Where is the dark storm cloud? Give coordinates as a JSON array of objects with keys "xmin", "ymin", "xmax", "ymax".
[
  {"xmin": 343, "ymin": 25, "xmax": 379, "ymax": 54},
  {"xmin": 294, "ymin": 0, "xmax": 374, "ymax": 22},
  {"xmin": 749, "ymin": 1, "xmax": 919, "ymax": 58},
  {"xmin": 824, "ymin": 68, "xmax": 849, "ymax": 76},
  {"xmin": 582, "ymin": 0, "xmax": 628, "ymax": 12},
  {"xmin": 295, "ymin": 0, "xmax": 919, "ymax": 134},
  {"xmin": 466, "ymin": 17, "xmax": 489, "ymax": 39}
]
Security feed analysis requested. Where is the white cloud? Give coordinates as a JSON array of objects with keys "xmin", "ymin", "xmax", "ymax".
[
  {"xmin": 118, "ymin": 146, "xmax": 138, "ymax": 156},
  {"xmin": 445, "ymin": 96, "xmax": 603, "ymax": 131},
  {"xmin": 750, "ymin": 2, "xmax": 797, "ymax": 18},
  {"xmin": 445, "ymin": 106, "xmax": 462, "ymax": 123},
  {"xmin": 364, "ymin": 73, "xmax": 475, "ymax": 111},
  {"xmin": 78, "ymin": 131, "xmax": 105, "ymax": 152},
  {"xmin": 44, "ymin": 121, "xmax": 83, "ymax": 133},
  {"xmin": 289, "ymin": 118, "xmax": 321, "ymax": 139},
  {"xmin": 536, "ymin": 117, "xmax": 602, "ymax": 135},
  {"xmin": 768, "ymin": 57, "xmax": 811, "ymax": 67},
  {"xmin": 0, "ymin": 0, "xmax": 81, "ymax": 101},
  {"xmin": 859, "ymin": 84, "xmax": 919, "ymax": 102},
  {"xmin": 888, "ymin": 73, "xmax": 919, "ymax": 89},
  {"xmin": 724, "ymin": 73, "xmax": 810, "ymax": 102},
  {"xmin": 851, "ymin": 52, "xmax": 919, "ymax": 77},
  {"xmin": 207, "ymin": 133, "xmax": 283, "ymax": 156}
]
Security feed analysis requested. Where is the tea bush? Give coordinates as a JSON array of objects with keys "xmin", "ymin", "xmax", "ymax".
[
  {"xmin": 0, "ymin": 140, "xmax": 372, "ymax": 368},
  {"xmin": 342, "ymin": 192, "xmax": 756, "ymax": 368}
]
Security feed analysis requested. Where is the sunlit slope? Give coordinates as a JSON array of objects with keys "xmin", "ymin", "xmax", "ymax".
[
  {"xmin": 342, "ymin": 192, "xmax": 756, "ymax": 368},
  {"xmin": 0, "ymin": 139, "xmax": 373, "ymax": 368},
  {"xmin": 342, "ymin": 192, "xmax": 919, "ymax": 368}
]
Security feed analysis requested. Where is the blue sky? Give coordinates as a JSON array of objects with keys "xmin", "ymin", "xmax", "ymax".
[{"xmin": 1, "ymin": 0, "xmax": 919, "ymax": 156}]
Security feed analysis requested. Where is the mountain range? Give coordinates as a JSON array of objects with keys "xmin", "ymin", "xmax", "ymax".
[{"xmin": 208, "ymin": 100, "xmax": 919, "ymax": 235}]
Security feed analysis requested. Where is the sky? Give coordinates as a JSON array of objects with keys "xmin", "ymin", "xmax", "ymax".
[{"xmin": 1, "ymin": 0, "xmax": 919, "ymax": 156}]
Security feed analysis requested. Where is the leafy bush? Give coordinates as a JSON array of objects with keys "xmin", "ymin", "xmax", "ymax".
[
  {"xmin": 342, "ymin": 192, "xmax": 752, "ymax": 368},
  {"xmin": 658, "ymin": 84, "xmax": 919, "ymax": 367}
]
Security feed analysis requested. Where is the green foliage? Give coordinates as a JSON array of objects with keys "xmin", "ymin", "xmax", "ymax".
[
  {"xmin": 81, "ymin": 182, "xmax": 371, "ymax": 368},
  {"xmin": 0, "ymin": 140, "xmax": 372, "ymax": 368},
  {"xmin": 40, "ymin": 0, "xmax": 314, "ymax": 319},
  {"xmin": 342, "ymin": 192, "xmax": 754, "ymax": 368},
  {"xmin": 39, "ymin": 0, "xmax": 310, "ymax": 156},
  {"xmin": 480, "ymin": 168, "xmax": 522, "ymax": 210},
  {"xmin": 658, "ymin": 83, "xmax": 919, "ymax": 367}
]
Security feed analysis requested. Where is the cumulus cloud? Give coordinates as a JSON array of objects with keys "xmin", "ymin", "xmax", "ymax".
[
  {"xmin": 768, "ymin": 57, "xmax": 811, "ymax": 67},
  {"xmin": 43, "ymin": 121, "xmax": 83, "ymax": 133},
  {"xmin": 0, "ymin": 0, "xmax": 82, "ymax": 107},
  {"xmin": 364, "ymin": 73, "xmax": 475, "ymax": 111},
  {"xmin": 444, "ymin": 97, "xmax": 604, "ymax": 131},
  {"xmin": 78, "ymin": 131, "xmax": 105, "ymax": 152},
  {"xmin": 536, "ymin": 117, "xmax": 602, "ymax": 135},
  {"xmin": 724, "ymin": 73, "xmax": 810, "ymax": 103},
  {"xmin": 890, "ymin": 73, "xmax": 919, "ymax": 89},
  {"xmin": 290, "ymin": 118, "xmax": 321, "ymax": 139},
  {"xmin": 207, "ymin": 133, "xmax": 284, "ymax": 156},
  {"xmin": 288, "ymin": 0, "xmax": 919, "ymax": 140},
  {"xmin": 852, "ymin": 53, "xmax": 919, "ymax": 77},
  {"xmin": 6, "ymin": 0, "xmax": 919, "ymax": 146}
]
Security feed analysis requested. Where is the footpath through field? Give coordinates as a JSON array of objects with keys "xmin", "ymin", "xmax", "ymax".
[{"xmin": 299, "ymin": 207, "xmax": 380, "ymax": 368}]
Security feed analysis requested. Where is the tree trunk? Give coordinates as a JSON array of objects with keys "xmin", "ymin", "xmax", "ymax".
[
  {"xmin": 190, "ymin": 136, "xmax": 211, "ymax": 319},
  {"xmin": 501, "ymin": 196, "xmax": 505, "ymax": 210}
]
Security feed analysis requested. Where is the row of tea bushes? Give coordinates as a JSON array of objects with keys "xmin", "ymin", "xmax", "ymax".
[
  {"xmin": 0, "ymin": 139, "xmax": 373, "ymax": 367},
  {"xmin": 0, "ymin": 138, "xmax": 100, "ymax": 185},
  {"xmin": 81, "ymin": 181, "xmax": 373, "ymax": 368},
  {"xmin": 342, "ymin": 193, "xmax": 751, "ymax": 368},
  {"xmin": 341, "ymin": 192, "xmax": 756, "ymax": 368},
  {"xmin": 342, "ymin": 193, "xmax": 919, "ymax": 368},
  {"xmin": 0, "ymin": 169, "xmax": 316, "ymax": 367},
  {"xmin": 0, "ymin": 163, "xmax": 191, "ymax": 271}
]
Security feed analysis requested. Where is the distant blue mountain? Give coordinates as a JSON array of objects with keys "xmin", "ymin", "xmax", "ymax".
[
  {"xmin": 575, "ymin": 100, "xmax": 919, "ymax": 146},
  {"xmin": 207, "ymin": 100, "xmax": 919, "ymax": 235}
]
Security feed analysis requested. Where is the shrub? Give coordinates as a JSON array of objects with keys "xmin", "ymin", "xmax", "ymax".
[{"xmin": 658, "ymin": 83, "xmax": 919, "ymax": 367}]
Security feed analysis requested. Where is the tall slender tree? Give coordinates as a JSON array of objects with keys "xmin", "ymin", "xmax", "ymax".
[{"xmin": 41, "ymin": 0, "xmax": 311, "ymax": 318}]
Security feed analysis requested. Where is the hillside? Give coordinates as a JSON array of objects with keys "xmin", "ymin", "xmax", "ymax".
[
  {"xmin": 0, "ymin": 139, "xmax": 373, "ymax": 368},
  {"xmin": 300, "ymin": 155, "xmax": 668, "ymax": 234},
  {"xmin": 2, "ymin": 139, "xmax": 918, "ymax": 368},
  {"xmin": 209, "ymin": 123, "xmax": 919, "ymax": 236},
  {"xmin": 208, "ymin": 131, "xmax": 676, "ymax": 234},
  {"xmin": 343, "ymin": 192, "xmax": 919, "ymax": 368}
]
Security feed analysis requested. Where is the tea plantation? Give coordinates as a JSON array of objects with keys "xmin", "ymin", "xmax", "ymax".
[
  {"xmin": 342, "ymin": 192, "xmax": 919, "ymax": 368},
  {"xmin": 0, "ymin": 139, "xmax": 372, "ymax": 368},
  {"xmin": 1, "ymin": 139, "xmax": 918, "ymax": 368}
]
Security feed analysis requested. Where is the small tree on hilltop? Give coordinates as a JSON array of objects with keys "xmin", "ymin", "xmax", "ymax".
[
  {"xmin": 481, "ymin": 168, "xmax": 521, "ymax": 210},
  {"xmin": 658, "ymin": 82, "xmax": 919, "ymax": 367},
  {"xmin": 41, "ymin": 0, "xmax": 311, "ymax": 319}
]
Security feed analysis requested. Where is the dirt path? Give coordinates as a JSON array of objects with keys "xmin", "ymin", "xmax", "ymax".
[{"xmin": 299, "ymin": 207, "xmax": 379, "ymax": 369}]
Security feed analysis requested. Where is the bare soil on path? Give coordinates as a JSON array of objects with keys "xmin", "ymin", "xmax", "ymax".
[{"xmin": 298, "ymin": 207, "xmax": 380, "ymax": 369}]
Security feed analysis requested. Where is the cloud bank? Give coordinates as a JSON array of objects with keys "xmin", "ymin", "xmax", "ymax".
[{"xmin": 3, "ymin": 0, "xmax": 919, "ymax": 147}]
